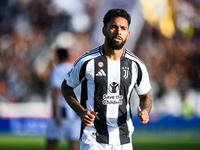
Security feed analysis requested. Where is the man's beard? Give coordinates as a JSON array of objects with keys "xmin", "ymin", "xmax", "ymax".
[{"xmin": 106, "ymin": 34, "xmax": 126, "ymax": 50}]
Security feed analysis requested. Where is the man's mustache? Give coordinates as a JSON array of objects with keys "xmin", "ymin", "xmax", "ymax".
[{"xmin": 112, "ymin": 35, "xmax": 123, "ymax": 40}]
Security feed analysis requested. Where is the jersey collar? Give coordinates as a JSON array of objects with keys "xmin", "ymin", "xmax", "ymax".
[{"xmin": 100, "ymin": 45, "xmax": 126, "ymax": 57}]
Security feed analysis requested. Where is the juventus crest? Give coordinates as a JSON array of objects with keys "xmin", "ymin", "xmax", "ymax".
[{"xmin": 122, "ymin": 67, "xmax": 129, "ymax": 79}]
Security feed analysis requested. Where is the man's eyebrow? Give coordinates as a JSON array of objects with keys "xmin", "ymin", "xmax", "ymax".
[
  {"xmin": 110, "ymin": 24, "xmax": 117, "ymax": 27},
  {"xmin": 110, "ymin": 24, "xmax": 128, "ymax": 28},
  {"xmin": 121, "ymin": 25, "xmax": 128, "ymax": 29}
]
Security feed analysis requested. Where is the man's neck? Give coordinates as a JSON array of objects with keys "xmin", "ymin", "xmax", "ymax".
[{"xmin": 102, "ymin": 44, "xmax": 124, "ymax": 61}]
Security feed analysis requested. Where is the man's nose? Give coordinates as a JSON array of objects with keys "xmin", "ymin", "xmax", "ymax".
[{"xmin": 116, "ymin": 27, "xmax": 122, "ymax": 35}]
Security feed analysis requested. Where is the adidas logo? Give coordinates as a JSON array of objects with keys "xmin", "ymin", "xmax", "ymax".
[{"xmin": 96, "ymin": 69, "xmax": 106, "ymax": 76}]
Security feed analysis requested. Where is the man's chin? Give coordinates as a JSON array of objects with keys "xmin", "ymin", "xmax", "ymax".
[
  {"xmin": 106, "ymin": 36, "xmax": 126, "ymax": 50},
  {"xmin": 112, "ymin": 45, "xmax": 124, "ymax": 50}
]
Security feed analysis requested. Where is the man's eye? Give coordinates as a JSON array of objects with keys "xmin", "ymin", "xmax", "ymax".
[{"xmin": 111, "ymin": 26, "xmax": 117, "ymax": 29}]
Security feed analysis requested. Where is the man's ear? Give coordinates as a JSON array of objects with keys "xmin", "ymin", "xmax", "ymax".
[
  {"xmin": 102, "ymin": 27, "xmax": 106, "ymax": 36},
  {"xmin": 127, "ymin": 30, "xmax": 130, "ymax": 39}
]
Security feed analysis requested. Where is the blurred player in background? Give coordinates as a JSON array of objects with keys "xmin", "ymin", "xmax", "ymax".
[{"xmin": 45, "ymin": 48, "xmax": 81, "ymax": 150}]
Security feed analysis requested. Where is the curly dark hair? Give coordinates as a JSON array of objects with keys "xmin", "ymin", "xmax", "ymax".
[
  {"xmin": 56, "ymin": 48, "xmax": 69, "ymax": 61},
  {"xmin": 103, "ymin": 8, "xmax": 131, "ymax": 28}
]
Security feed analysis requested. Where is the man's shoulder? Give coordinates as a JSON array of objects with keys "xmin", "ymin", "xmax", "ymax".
[
  {"xmin": 74, "ymin": 45, "xmax": 102, "ymax": 66},
  {"xmin": 83, "ymin": 45, "xmax": 102, "ymax": 56},
  {"xmin": 54, "ymin": 62, "xmax": 72, "ymax": 70},
  {"xmin": 124, "ymin": 49, "xmax": 142, "ymax": 62}
]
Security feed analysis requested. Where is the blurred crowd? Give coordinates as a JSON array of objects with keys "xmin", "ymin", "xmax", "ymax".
[
  {"xmin": 0, "ymin": 0, "xmax": 200, "ymax": 117},
  {"xmin": 0, "ymin": 0, "xmax": 97, "ymax": 102},
  {"xmin": 134, "ymin": 0, "xmax": 200, "ymax": 118}
]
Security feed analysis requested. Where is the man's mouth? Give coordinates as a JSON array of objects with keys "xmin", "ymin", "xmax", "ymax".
[{"xmin": 113, "ymin": 36, "xmax": 122, "ymax": 42}]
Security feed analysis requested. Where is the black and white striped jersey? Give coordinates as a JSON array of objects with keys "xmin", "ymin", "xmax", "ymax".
[{"xmin": 66, "ymin": 45, "xmax": 151, "ymax": 145}]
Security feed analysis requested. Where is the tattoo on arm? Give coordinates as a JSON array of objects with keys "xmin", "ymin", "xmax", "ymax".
[
  {"xmin": 139, "ymin": 91, "xmax": 152, "ymax": 114},
  {"xmin": 61, "ymin": 80, "xmax": 85, "ymax": 118}
]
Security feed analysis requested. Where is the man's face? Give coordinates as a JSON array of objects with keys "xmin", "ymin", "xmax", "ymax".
[{"xmin": 103, "ymin": 17, "xmax": 130, "ymax": 50}]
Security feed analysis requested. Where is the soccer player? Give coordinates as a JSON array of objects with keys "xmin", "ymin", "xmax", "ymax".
[
  {"xmin": 61, "ymin": 8, "xmax": 152, "ymax": 150},
  {"xmin": 45, "ymin": 48, "xmax": 81, "ymax": 150}
]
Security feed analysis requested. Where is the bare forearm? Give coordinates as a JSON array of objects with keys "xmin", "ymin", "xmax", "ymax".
[
  {"xmin": 61, "ymin": 80, "xmax": 85, "ymax": 118},
  {"xmin": 139, "ymin": 91, "xmax": 152, "ymax": 114},
  {"xmin": 52, "ymin": 88, "xmax": 60, "ymax": 116}
]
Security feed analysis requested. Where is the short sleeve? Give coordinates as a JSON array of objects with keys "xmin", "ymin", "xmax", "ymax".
[
  {"xmin": 50, "ymin": 68, "xmax": 60, "ymax": 88},
  {"xmin": 51, "ymin": 62, "xmax": 73, "ymax": 88},
  {"xmin": 134, "ymin": 62, "xmax": 151, "ymax": 95},
  {"xmin": 65, "ymin": 60, "xmax": 85, "ymax": 88}
]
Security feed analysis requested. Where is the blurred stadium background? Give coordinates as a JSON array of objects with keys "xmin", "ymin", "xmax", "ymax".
[{"xmin": 0, "ymin": 0, "xmax": 200, "ymax": 149}]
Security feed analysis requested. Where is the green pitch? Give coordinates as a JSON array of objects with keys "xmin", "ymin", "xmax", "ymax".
[{"xmin": 0, "ymin": 134, "xmax": 200, "ymax": 150}]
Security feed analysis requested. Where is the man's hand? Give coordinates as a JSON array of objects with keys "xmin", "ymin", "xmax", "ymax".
[
  {"xmin": 80, "ymin": 110, "xmax": 98, "ymax": 126},
  {"xmin": 137, "ymin": 106, "xmax": 149, "ymax": 124}
]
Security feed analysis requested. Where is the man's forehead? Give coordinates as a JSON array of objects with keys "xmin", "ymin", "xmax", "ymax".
[{"xmin": 109, "ymin": 17, "xmax": 129, "ymax": 26}]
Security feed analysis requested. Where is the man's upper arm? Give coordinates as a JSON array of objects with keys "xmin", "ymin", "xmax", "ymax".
[
  {"xmin": 138, "ymin": 91, "xmax": 151, "ymax": 99},
  {"xmin": 61, "ymin": 79, "xmax": 73, "ymax": 93}
]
